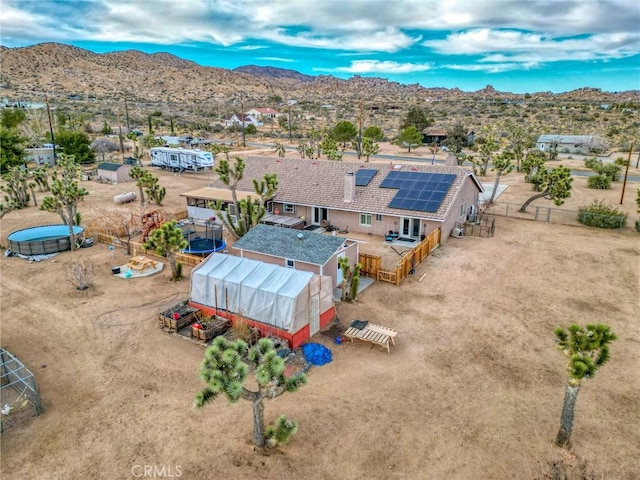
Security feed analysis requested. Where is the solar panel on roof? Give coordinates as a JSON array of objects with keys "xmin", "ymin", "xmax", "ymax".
[
  {"xmin": 355, "ymin": 169, "xmax": 379, "ymax": 186},
  {"xmin": 381, "ymin": 171, "xmax": 456, "ymax": 213}
]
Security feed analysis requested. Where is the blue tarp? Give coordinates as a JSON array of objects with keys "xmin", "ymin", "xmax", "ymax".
[{"xmin": 301, "ymin": 343, "xmax": 332, "ymax": 366}]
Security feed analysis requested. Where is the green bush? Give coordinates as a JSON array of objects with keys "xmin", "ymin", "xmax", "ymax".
[
  {"xmin": 584, "ymin": 157, "xmax": 600, "ymax": 169},
  {"xmin": 598, "ymin": 163, "xmax": 621, "ymax": 181},
  {"xmin": 614, "ymin": 157, "xmax": 629, "ymax": 166},
  {"xmin": 578, "ymin": 200, "xmax": 627, "ymax": 229},
  {"xmin": 635, "ymin": 220, "xmax": 640, "ymax": 232},
  {"xmin": 587, "ymin": 174, "xmax": 611, "ymax": 189}
]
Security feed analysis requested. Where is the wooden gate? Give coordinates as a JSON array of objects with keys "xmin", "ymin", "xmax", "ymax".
[
  {"xmin": 378, "ymin": 228, "xmax": 441, "ymax": 286},
  {"xmin": 358, "ymin": 253, "xmax": 381, "ymax": 278}
]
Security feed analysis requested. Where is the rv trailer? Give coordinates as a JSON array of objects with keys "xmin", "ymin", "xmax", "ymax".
[{"xmin": 149, "ymin": 147, "xmax": 214, "ymax": 172}]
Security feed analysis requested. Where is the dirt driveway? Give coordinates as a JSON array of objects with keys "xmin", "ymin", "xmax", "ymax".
[{"xmin": 1, "ymin": 156, "xmax": 639, "ymax": 479}]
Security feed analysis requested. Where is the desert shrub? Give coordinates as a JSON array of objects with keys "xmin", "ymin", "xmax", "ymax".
[
  {"xmin": 584, "ymin": 157, "xmax": 600, "ymax": 169},
  {"xmin": 635, "ymin": 220, "xmax": 640, "ymax": 232},
  {"xmin": 577, "ymin": 200, "xmax": 627, "ymax": 229},
  {"xmin": 587, "ymin": 174, "xmax": 611, "ymax": 189},
  {"xmin": 175, "ymin": 261, "xmax": 183, "ymax": 280},
  {"xmin": 598, "ymin": 163, "xmax": 621, "ymax": 181},
  {"xmin": 265, "ymin": 414, "xmax": 298, "ymax": 448},
  {"xmin": 66, "ymin": 258, "xmax": 96, "ymax": 290},
  {"xmin": 614, "ymin": 157, "xmax": 629, "ymax": 166}
]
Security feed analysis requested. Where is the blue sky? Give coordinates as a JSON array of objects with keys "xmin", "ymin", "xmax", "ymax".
[{"xmin": 1, "ymin": 0, "xmax": 639, "ymax": 94}]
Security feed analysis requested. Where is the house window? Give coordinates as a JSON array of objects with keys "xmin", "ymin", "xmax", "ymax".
[
  {"xmin": 375, "ymin": 214, "xmax": 382, "ymax": 222},
  {"xmin": 359, "ymin": 213, "xmax": 372, "ymax": 226},
  {"xmin": 460, "ymin": 203, "xmax": 466, "ymax": 217},
  {"xmin": 285, "ymin": 259, "xmax": 294, "ymax": 268},
  {"xmin": 283, "ymin": 203, "xmax": 296, "ymax": 213}
]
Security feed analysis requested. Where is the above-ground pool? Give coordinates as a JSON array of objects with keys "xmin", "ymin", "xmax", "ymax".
[{"xmin": 8, "ymin": 225, "xmax": 84, "ymax": 255}]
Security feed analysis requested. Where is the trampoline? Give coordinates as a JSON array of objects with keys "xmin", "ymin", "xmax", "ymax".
[
  {"xmin": 181, "ymin": 220, "xmax": 226, "ymax": 255},
  {"xmin": 8, "ymin": 225, "xmax": 84, "ymax": 255}
]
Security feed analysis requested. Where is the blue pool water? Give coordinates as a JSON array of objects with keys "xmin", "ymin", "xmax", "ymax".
[{"xmin": 8, "ymin": 225, "xmax": 85, "ymax": 255}]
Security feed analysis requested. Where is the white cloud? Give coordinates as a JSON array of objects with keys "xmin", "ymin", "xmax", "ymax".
[
  {"xmin": 445, "ymin": 63, "xmax": 538, "ymax": 73},
  {"xmin": 425, "ymin": 29, "xmax": 640, "ymax": 66},
  {"xmin": 257, "ymin": 57, "xmax": 294, "ymax": 63},
  {"xmin": 322, "ymin": 60, "xmax": 433, "ymax": 74},
  {"xmin": 238, "ymin": 45, "xmax": 268, "ymax": 51}
]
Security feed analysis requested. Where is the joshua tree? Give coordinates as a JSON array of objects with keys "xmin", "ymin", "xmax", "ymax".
[
  {"xmin": 361, "ymin": 136, "xmax": 379, "ymax": 162},
  {"xmin": 519, "ymin": 165, "xmax": 573, "ymax": 212},
  {"xmin": 487, "ymin": 150, "xmax": 514, "ymax": 205},
  {"xmin": 143, "ymin": 220, "xmax": 187, "ymax": 281},
  {"xmin": 40, "ymin": 154, "xmax": 89, "ymax": 250},
  {"xmin": 195, "ymin": 337, "xmax": 307, "ymax": 450},
  {"xmin": 553, "ymin": 324, "xmax": 616, "ymax": 448},
  {"xmin": 272, "ymin": 141, "xmax": 286, "ymax": 158},
  {"xmin": 129, "ymin": 166, "xmax": 148, "ymax": 205}
]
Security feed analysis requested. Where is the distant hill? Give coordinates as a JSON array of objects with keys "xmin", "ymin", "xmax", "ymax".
[
  {"xmin": 0, "ymin": 43, "xmax": 637, "ymax": 106},
  {"xmin": 233, "ymin": 65, "xmax": 315, "ymax": 82}
]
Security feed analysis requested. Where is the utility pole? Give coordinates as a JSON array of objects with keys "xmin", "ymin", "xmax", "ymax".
[
  {"xmin": 240, "ymin": 92, "xmax": 246, "ymax": 148},
  {"xmin": 619, "ymin": 142, "xmax": 633, "ymax": 205},
  {"xmin": 124, "ymin": 93, "xmax": 131, "ymax": 132},
  {"xmin": 45, "ymin": 93, "xmax": 57, "ymax": 160},
  {"xmin": 117, "ymin": 113, "xmax": 125, "ymax": 162},
  {"xmin": 356, "ymin": 98, "xmax": 364, "ymax": 159}
]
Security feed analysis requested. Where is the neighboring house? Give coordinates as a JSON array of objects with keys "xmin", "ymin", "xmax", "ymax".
[
  {"xmin": 536, "ymin": 135, "xmax": 594, "ymax": 154},
  {"xmin": 224, "ymin": 114, "xmax": 263, "ymax": 127},
  {"xmin": 422, "ymin": 128, "xmax": 448, "ymax": 145},
  {"xmin": 232, "ymin": 224, "xmax": 360, "ymax": 291},
  {"xmin": 97, "ymin": 162, "xmax": 132, "ymax": 183},
  {"xmin": 182, "ymin": 157, "xmax": 483, "ymax": 241},
  {"xmin": 245, "ymin": 107, "xmax": 282, "ymax": 119},
  {"xmin": 24, "ymin": 147, "xmax": 55, "ymax": 166}
]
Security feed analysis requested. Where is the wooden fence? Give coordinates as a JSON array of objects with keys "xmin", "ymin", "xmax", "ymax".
[
  {"xmin": 377, "ymin": 228, "xmax": 441, "ymax": 286},
  {"xmin": 358, "ymin": 253, "xmax": 381, "ymax": 279},
  {"xmin": 94, "ymin": 233, "xmax": 205, "ymax": 267}
]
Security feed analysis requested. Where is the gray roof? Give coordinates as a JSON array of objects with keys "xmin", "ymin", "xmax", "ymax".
[
  {"xmin": 536, "ymin": 135, "xmax": 593, "ymax": 144},
  {"xmin": 232, "ymin": 224, "xmax": 346, "ymax": 266},
  {"xmin": 97, "ymin": 162, "xmax": 125, "ymax": 171},
  {"xmin": 202, "ymin": 157, "xmax": 483, "ymax": 222}
]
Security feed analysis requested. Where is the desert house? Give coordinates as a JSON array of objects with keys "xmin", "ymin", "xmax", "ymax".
[
  {"xmin": 536, "ymin": 135, "xmax": 595, "ymax": 154},
  {"xmin": 422, "ymin": 128, "xmax": 448, "ymax": 145},
  {"xmin": 96, "ymin": 162, "xmax": 132, "ymax": 183},
  {"xmin": 245, "ymin": 107, "xmax": 282, "ymax": 120},
  {"xmin": 232, "ymin": 224, "xmax": 359, "ymax": 291},
  {"xmin": 189, "ymin": 253, "xmax": 335, "ymax": 348},
  {"xmin": 223, "ymin": 113, "xmax": 263, "ymax": 127},
  {"xmin": 24, "ymin": 146, "xmax": 55, "ymax": 166},
  {"xmin": 182, "ymin": 157, "xmax": 483, "ymax": 241}
]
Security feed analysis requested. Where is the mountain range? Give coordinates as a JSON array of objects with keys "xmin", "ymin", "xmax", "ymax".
[{"xmin": 0, "ymin": 43, "xmax": 638, "ymax": 106}]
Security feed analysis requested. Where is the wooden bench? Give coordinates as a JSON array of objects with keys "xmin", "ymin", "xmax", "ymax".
[{"xmin": 343, "ymin": 322, "xmax": 398, "ymax": 354}]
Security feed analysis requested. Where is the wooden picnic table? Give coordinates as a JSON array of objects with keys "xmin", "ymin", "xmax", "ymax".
[
  {"xmin": 343, "ymin": 321, "xmax": 398, "ymax": 354},
  {"xmin": 127, "ymin": 255, "xmax": 158, "ymax": 272}
]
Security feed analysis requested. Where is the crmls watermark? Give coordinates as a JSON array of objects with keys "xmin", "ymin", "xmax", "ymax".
[{"xmin": 131, "ymin": 465, "xmax": 183, "ymax": 478}]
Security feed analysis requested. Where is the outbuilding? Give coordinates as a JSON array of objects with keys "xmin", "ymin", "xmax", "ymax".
[
  {"xmin": 189, "ymin": 253, "xmax": 335, "ymax": 348},
  {"xmin": 97, "ymin": 162, "xmax": 132, "ymax": 184},
  {"xmin": 232, "ymin": 224, "xmax": 359, "ymax": 292}
]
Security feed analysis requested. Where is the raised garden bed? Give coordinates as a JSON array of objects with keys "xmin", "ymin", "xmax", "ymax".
[
  {"xmin": 191, "ymin": 316, "xmax": 231, "ymax": 343},
  {"xmin": 159, "ymin": 304, "xmax": 201, "ymax": 332},
  {"xmin": 223, "ymin": 326, "xmax": 261, "ymax": 346}
]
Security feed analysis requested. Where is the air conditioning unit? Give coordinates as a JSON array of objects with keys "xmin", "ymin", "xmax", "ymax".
[{"xmin": 451, "ymin": 227, "xmax": 464, "ymax": 239}]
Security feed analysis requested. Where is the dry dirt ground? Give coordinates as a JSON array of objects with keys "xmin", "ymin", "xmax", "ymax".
[{"xmin": 1, "ymin": 152, "xmax": 639, "ymax": 480}]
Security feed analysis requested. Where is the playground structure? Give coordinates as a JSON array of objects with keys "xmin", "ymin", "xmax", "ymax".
[
  {"xmin": 1, "ymin": 348, "xmax": 42, "ymax": 432},
  {"xmin": 180, "ymin": 218, "xmax": 226, "ymax": 255},
  {"xmin": 140, "ymin": 210, "xmax": 168, "ymax": 243}
]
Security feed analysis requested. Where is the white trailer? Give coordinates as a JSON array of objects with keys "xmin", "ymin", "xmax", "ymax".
[{"xmin": 149, "ymin": 147, "xmax": 214, "ymax": 172}]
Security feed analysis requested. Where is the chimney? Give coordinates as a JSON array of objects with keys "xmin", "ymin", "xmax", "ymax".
[{"xmin": 344, "ymin": 171, "xmax": 355, "ymax": 203}]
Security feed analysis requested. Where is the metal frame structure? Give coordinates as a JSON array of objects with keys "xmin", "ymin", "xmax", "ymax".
[{"xmin": 1, "ymin": 348, "xmax": 42, "ymax": 432}]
